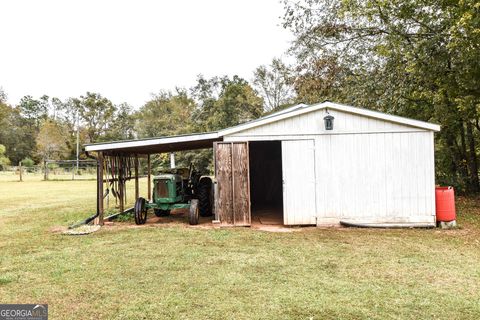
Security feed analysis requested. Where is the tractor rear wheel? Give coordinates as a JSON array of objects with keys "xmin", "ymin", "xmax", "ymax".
[
  {"xmin": 189, "ymin": 199, "xmax": 199, "ymax": 225},
  {"xmin": 197, "ymin": 178, "xmax": 213, "ymax": 217},
  {"xmin": 154, "ymin": 209, "xmax": 170, "ymax": 217},
  {"xmin": 134, "ymin": 197, "xmax": 148, "ymax": 225}
]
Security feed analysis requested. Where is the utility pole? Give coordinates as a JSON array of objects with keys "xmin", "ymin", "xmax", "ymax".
[{"xmin": 76, "ymin": 110, "xmax": 80, "ymax": 173}]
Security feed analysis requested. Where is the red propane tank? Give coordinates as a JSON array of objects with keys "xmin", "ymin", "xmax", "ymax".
[{"xmin": 435, "ymin": 187, "xmax": 456, "ymax": 222}]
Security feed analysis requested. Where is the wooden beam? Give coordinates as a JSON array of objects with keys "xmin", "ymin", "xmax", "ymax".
[
  {"xmin": 135, "ymin": 154, "xmax": 139, "ymax": 200},
  {"xmin": 94, "ymin": 152, "xmax": 104, "ymax": 225},
  {"xmin": 231, "ymin": 142, "xmax": 235, "ymax": 225},
  {"xmin": 147, "ymin": 154, "xmax": 151, "ymax": 201},
  {"xmin": 119, "ymin": 157, "xmax": 124, "ymax": 213}
]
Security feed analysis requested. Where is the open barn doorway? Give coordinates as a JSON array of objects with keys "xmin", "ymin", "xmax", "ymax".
[{"xmin": 249, "ymin": 141, "xmax": 284, "ymax": 225}]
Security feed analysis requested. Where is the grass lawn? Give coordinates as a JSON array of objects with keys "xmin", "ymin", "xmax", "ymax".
[{"xmin": 0, "ymin": 177, "xmax": 479, "ymax": 319}]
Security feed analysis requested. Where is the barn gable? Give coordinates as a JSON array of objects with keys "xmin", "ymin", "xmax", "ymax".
[
  {"xmin": 220, "ymin": 101, "xmax": 440, "ymax": 138},
  {"xmin": 225, "ymin": 108, "xmax": 419, "ymax": 138}
]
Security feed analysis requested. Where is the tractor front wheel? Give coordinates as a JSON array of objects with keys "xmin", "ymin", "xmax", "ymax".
[
  {"xmin": 189, "ymin": 199, "xmax": 199, "ymax": 225},
  {"xmin": 134, "ymin": 197, "xmax": 148, "ymax": 225}
]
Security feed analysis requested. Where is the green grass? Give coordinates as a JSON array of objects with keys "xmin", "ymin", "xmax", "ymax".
[
  {"xmin": 0, "ymin": 177, "xmax": 479, "ymax": 319},
  {"xmin": 0, "ymin": 171, "xmax": 96, "ymax": 182}
]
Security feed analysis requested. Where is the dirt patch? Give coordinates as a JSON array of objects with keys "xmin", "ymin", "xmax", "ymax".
[
  {"xmin": 50, "ymin": 226, "xmax": 68, "ymax": 233},
  {"xmin": 61, "ymin": 209, "xmax": 314, "ymax": 233},
  {"xmin": 99, "ymin": 210, "xmax": 220, "ymax": 231},
  {"xmin": 63, "ymin": 225, "xmax": 101, "ymax": 235}
]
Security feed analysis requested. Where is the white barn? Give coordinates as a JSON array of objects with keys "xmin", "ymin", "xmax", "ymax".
[
  {"xmin": 85, "ymin": 101, "xmax": 440, "ymax": 227},
  {"xmin": 219, "ymin": 101, "xmax": 440, "ymax": 227}
]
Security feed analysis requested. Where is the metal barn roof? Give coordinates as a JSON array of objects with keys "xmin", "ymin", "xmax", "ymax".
[
  {"xmin": 84, "ymin": 132, "xmax": 221, "ymax": 154},
  {"xmin": 84, "ymin": 101, "xmax": 440, "ymax": 154}
]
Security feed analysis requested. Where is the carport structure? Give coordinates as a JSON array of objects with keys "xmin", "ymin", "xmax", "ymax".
[
  {"xmin": 85, "ymin": 101, "xmax": 440, "ymax": 228},
  {"xmin": 84, "ymin": 132, "xmax": 222, "ymax": 225}
]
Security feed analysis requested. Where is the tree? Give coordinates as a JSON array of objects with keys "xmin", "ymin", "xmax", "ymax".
[
  {"xmin": 0, "ymin": 87, "xmax": 7, "ymax": 103},
  {"xmin": 135, "ymin": 90, "xmax": 197, "ymax": 171},
  {"xmin": 0, "ymin": 102, "xmax": 36, "ymax": 164},
  {"xmin": 190, "ymin": 75, "xmax": 223, "ymax": 132},
  {"xmin": 36, "ymin": 120, "xmax": 69, "ymax": 161},
  {"xmin": 213, "ymin": 75, "xmax": 264, "ymax": 128},
  {"xmin": 50, "ymin": 97, "xmax": 64, "ymax": 120},
  {"xmin": 17, "ymin": 95, "xmax": 48, "ymax": 128},
  {"xmin": 135, "ymin": 89, "xmax": 195, "ymax": 138},
  {"xmin": 253, "ymin": 58, "xmax": 295, "ymax": 112},
  {"xmin": 188, "ymin": 75, "xmax": 264, "ymax": 173},
  {"xmin": 0, "ymin": 144, "xmax": 10, "ymax": 169},
  {"xmin": 283, "ymin": 0, "xmax": 480, "ymax": 193},
  {"xmin": 57, "ymin": 98, "xmax": 80, "ymax": 133},
  {"xmin": 105, "ymin": 103, "xmax": 136, "ymax": 141},
  {"xmin": 192, "ymin": 75, "xmax": 264, "ymax": 131},
  {"xmin": 74, "ymin": 92, "xmax": 116, "ymax": 143}
]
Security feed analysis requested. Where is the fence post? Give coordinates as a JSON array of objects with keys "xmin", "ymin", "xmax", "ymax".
[
  {"xmin": 19, "ymin": 161, "xmax": 23, "ymax": 182},
  {"xmin": 44, "ymin": 160, "xmax": 48, "ymax": 181}
]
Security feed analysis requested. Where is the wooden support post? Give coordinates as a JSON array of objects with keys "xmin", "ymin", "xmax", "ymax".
[
  {"xmin": 147, "ymin": 154, "xmax": 151, "ymax": 201},
  {"xmin": 135, "ymin": 154, "xmax": 139, "ymax": 201},
  {"xmin": 44, "ymin": 160, "xmax": 48, "ymax": 181},
  {"xmin": 19, "ymin": 161, "xmax": 23, "ymax": 182},
  {"xmin": 119, "ymin": 157, "xmax": 124, "ymax": 214},
  {"xmin": 94, "ymin": 152, "xmax": 104, "ymax": 225},
  {"xmin": 170, "ymin": 152, "xmax": 175, "ymax": 169}
]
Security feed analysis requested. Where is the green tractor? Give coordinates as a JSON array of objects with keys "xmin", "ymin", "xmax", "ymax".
[{"xmin": 134, "ymin": 165, "xmax": 214, "ymax": 225}]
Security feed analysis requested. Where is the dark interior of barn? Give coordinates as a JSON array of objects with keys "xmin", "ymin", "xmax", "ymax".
[{"xmin": 248, "ymin": 141, "xmax": 284, "ymax": 225}]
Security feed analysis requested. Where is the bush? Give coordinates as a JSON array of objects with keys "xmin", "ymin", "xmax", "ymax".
[
  {"xmin": 47, "ymin": 163, "xmax": 59, "ymax": 170},
  {"xmin": 0, "ymin": 144, "xmax": 10, "ymax": 170},
  {"xmin": 21, "ymin": 157, "xmax": 35, "ymax": 167}
]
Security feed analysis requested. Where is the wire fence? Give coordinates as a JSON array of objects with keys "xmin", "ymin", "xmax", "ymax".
[{"xmin": 0, "ymin": 160, "xmax": 98, "ymax": 182}]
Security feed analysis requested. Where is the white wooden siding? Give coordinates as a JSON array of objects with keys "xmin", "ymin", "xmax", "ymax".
[
  {"xmin": 223, "ymin": 109, "xmax": 436, "ymax": 226},
  {"xmin": 229, "ymin": 109, "xmax": 425, "ymax": 137},
  {"xmin": 282, "ymin": 140, "xmax": 317, "ymax": 225},
  {"xmin": 315, "ymin": 131, "xmax": 435, "ymax": 225}
]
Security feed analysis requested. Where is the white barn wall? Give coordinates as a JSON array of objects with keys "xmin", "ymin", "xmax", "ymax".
[
  {"xmin": 314, "ymin": 131, "xmax": 435, "ymax": 225},
  {"xmin": 224, "ymin": 107, "xmax": 437, "ymax": 226},
  {"xmin": 228, "ymin": 109, "xmax": 425, "ymax": 137}
]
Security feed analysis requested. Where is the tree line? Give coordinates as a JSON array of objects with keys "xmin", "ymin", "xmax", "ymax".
[
  {"xmin": 0, "ymin": 0, "xmax": 479, "ymax": 193},
  {"xmin": 0, "ymin": 72, "xmax": 294, "ymax": 174}
]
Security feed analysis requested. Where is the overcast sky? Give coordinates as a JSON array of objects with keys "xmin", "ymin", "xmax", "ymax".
[{"xmin": 0, "ymin": 0, "xmax": 292, "ymax": 108}]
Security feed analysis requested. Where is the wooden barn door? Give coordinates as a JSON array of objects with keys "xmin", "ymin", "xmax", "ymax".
[
  {"xmin": 214, "ymin": 142, "xmax": 251, "ymax": 226},
  {"xmin": 282, "ymin": 140, "xmax": 317, "ymax": 225}
]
